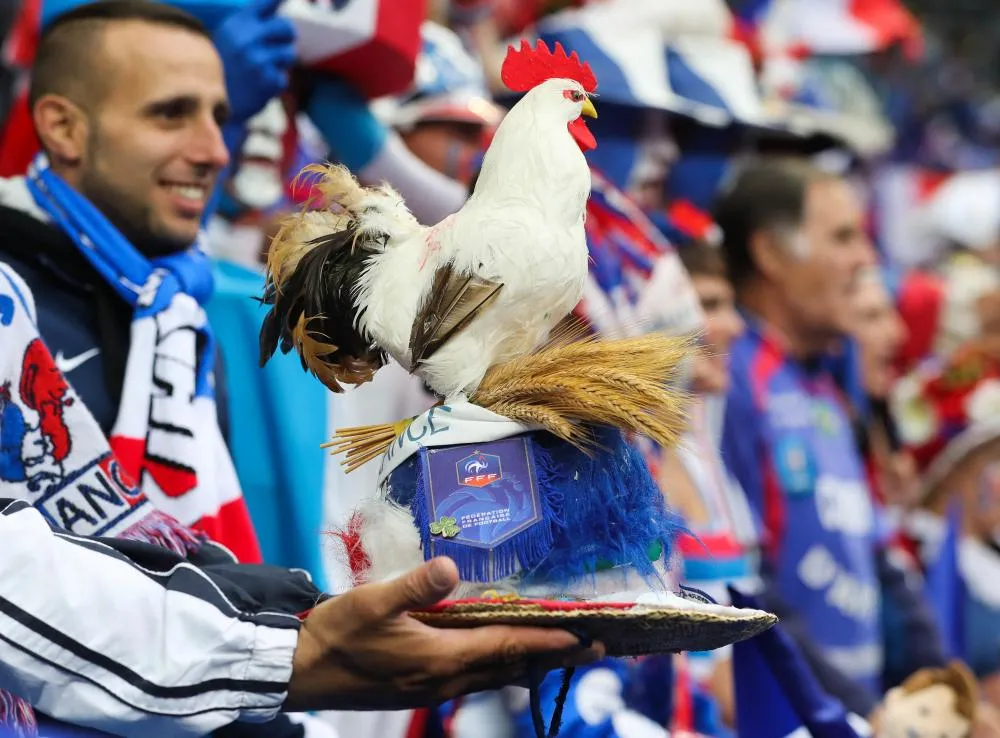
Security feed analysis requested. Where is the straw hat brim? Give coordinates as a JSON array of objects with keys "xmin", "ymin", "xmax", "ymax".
[{"xmin": 411, "ymin": 597, "xmax": 777, "ymax": 657}]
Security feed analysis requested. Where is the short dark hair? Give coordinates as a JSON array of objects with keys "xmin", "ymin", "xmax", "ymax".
[
  {"xmin": 677, "ymin": 240, "xmax": 727, "ymax": 281},
  {"xmin": 30, "ymin": 1, "xmax": 210, "ymax": 110},
  {"xmin": 712, "ymin": 157, "xmax": 835, "ymax": 289}
]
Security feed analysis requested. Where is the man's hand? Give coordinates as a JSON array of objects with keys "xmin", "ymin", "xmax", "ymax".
[{"xmin": 285, "ymin": 557, "xmax": 605, "ymax": 711}]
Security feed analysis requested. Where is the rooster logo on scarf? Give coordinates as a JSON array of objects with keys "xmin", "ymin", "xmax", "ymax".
[{"xmin": 0, "ymin": 338, "xmax": 74, "ymax": 491}]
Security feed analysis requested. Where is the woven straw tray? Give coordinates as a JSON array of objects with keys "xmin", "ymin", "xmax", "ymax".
[{"xmin": 411, "ymin": 597, "xmax": 777, "ymax": 657}]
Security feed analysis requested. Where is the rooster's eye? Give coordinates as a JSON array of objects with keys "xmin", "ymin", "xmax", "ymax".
[{"xmin": 564, "ymin": 89, "xmax": 585, "ymax": 103}]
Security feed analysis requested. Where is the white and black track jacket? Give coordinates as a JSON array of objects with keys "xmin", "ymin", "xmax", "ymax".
[{"xmin": 0, "ymin": 498, "xmax": 320, "ymax": 738}]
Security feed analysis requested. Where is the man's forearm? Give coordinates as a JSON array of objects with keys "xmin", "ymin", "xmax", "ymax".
[{"xmin": 0, "ymin": 499, "xmax": 299, "ymax": 738}]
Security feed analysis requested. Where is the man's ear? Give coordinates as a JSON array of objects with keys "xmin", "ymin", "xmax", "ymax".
[
  {"xmin": 749, "ymin": 227, "xmax": 791, "ymax": 283},
  {"xmin": 33, "ymin": 94, "xmax": 89, "ymax": 166}
]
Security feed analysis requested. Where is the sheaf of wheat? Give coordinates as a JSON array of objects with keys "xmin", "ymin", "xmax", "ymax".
[{"xmin": 326, "ymin": 328, "xmax": 696, "ymax": 472}]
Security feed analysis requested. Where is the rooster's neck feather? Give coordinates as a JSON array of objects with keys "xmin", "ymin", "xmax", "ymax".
[{"xmin": 472, "ymin": 95, "xmax": 590, "ymax": 222}]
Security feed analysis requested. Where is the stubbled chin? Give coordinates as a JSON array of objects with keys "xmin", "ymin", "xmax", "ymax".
[{"xmin": 569, "ymin": 119, "xmax": 597, "ymax": 152}]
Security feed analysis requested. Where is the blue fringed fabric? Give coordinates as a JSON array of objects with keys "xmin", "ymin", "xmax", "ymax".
[
  {"xmin": 524, "ymin": 426, "xmax": 685, "ymax": 586},
  {"xmin": 385, "ymin": 426, "xmax": 685, "ymax": 588},
  {"xmin": 387, "ymin": 439, "xmax": 558, "ymax": 582}
]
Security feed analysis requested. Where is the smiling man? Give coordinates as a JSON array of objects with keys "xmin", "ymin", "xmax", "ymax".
[
  {"xmin": 0, "ymin": 1, "xmax": 256, "ymax": 554},
  {"xmin": 0, "ymin": 1, "xmax": 230, "ymax": 435}
]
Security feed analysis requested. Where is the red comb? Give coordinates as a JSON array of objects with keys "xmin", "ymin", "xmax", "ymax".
[{"xmin": 501, "ymin": 39, "xmax": 597, "ymax": 94}]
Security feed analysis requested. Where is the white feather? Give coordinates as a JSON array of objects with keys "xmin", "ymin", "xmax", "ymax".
[
  {"xmin": 354, "ymin": 496, "xmax": 423, "ymax": 585},
  {"xmin": 354, "ymin": 77, "xmax": 594, "ymax": 400}
]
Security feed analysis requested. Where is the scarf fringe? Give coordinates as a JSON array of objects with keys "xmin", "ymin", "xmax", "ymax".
[
  {"xmin": 0, "ymin": 690, "xmax": 37, "ymax": 738},
  {"xmin": 119, "ymin": 509, "xmax": 206, "ymax": 557}
]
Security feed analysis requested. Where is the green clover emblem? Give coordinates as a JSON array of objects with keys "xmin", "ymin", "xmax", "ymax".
[{"xmin": 429, "ymin": 516, "xmax": 460, "ymax": 538}]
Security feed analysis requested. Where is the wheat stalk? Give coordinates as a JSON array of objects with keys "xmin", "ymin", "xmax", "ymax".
[{"xmin": 325, "ymin": 332, "xmax": 694, "ymax": 471}]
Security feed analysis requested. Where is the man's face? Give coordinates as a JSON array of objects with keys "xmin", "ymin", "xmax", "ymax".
[
  {"xmin": 775, "ymin": 178, "xmax": 874, "ymax": 343},
  {"xmin": 690, "ymin": 274, "xmax": 744, "ymax": 395},
  {"xmin": 76, "ymin": 21, "xmax": 230, "ymax": 255},
  {"xmin": 627, "ymin": 111, "xmax": 676, "ymax": 212}
]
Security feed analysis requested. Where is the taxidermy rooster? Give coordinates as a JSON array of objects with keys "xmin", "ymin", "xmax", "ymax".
[{"xmin": 259, "ymin": 39, "xmax": 599, "ymax": 401}]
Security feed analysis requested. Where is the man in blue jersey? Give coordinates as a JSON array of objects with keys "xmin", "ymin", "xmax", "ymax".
[{"xmin": 714, "ymin": 159, "xmax": 946, "ymax": 717}]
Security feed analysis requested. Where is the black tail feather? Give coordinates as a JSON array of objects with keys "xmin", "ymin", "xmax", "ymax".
[{"xmin": 258, "ymin": 224, "xmax": 388, "ymax": 392}]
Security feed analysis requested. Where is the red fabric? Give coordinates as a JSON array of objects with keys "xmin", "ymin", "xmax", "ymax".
[
  {"xmin": 676, "ymin": 531, "xmax": 744, "ymax": 559},
  {"xmin": 190, "ymin": 496, "xmax": 263, "ymax": 563},
  {"xmin": 864, "ymin": 450, "xmax": 886, "ymax": 508},
  {"xmin": 108, "ymin": 436, "xmax": 263, "ymax": 564},
  {"xmin": 405, "ymin": 709, "xmax": 431, "ymax": 738},
  {"xmin": 670, "ymin": 655, "xmax": 695, "ymax": 733},
  {"xmin": 303, "ymin": 0, "xmax": 424, "ymax": 100},
  {"xmin": 729, "ymin": 18, "xmax": 762, "ymax": 65},
  {"xmin": 749, "ymin": 337, "xmax": 787, "ymax": 563},
  {"xmin": 0, "ymin": 0, "xmax": 40, "ymax": 177},
  {"xmin": 895, "ymin": 270, "xmax": 944, "ymax": 374},
  {"xmin": 894, "ymin": 344, "xmax": 1000, "ymax": 474},
  {"xmin": 491, "ymin": 0, "xmax": 590, "ymax": 36},
  {"xmin": 0, "ymin": 90, "xmax": 37, "ymax": 177},
  {"xmin": 5, "ymin": 0, "xmax": 39, "ymax": 66},
  {"xmin": 915, "ymin": 169, "xmax": 951, "ymax": 202},
  {"xmin": 666, "ymin": 200, "xmax": 717, "ymax": 242},
  {"xmin": 848, "ymin": 0, "xmax": 923, "ymax": 60}
]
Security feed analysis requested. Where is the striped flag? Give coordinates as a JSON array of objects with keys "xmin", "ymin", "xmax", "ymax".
[
  {"xmin": 37, "ymin": 0, "xmax": 422, "ymax": 99},
  {"xmin": 742, "ymin": 0, "xmax": 922, "ymax": 59},
  {"xmin": 278, "ymin": 0, "xmax": 424, "ymax": 99},
  {"xmin": 535, "ymin": 1, "xmax": 767, "ymax": 129}
]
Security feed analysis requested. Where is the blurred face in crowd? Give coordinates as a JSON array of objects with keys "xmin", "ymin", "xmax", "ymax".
[
  {"xmin": 627, "ymin": 110, "xmax": 677, "ymax": 211},
  {"xmin": 765, "ymin": 177, "xmax": 874, "ymax": 349},
  {"xmin": 690, "ymin": 273, "xmax": 744, "ymax": 394},
  {"xmin": 929, "ymin": 440, "xmax": 1000, "ymax": 541},
  {"xmin": 402, "ymin": 120, "xmax": 491, "ymax": 187},
  {"xmin": 39, "ymin": 21, "xmax": 230, "ymax": 255},
  {"xmin": 852, "ymin": 270, "xmax": 906, "ymax": 399}
]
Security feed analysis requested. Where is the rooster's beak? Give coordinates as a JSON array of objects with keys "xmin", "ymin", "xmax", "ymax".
[{"xmin": 581, "ymin": 98, "xmax": 598, "ymax": 119}]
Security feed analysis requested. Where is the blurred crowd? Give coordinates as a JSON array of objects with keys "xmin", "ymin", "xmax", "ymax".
[{"xmin": 4, "ymin": 0, "xmax": 1000, "ymax": 737}]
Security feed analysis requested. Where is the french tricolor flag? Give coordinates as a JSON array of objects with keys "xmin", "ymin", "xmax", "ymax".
[
  {"xmin": 738, "ymin": 0, "xmax": 922, "ymax": 60},
  {"xmin": 38, "ymin": 0, "xmax": 423, "ymax": 98},
  {"xmin": 533, "ymin": 0, "xmax": 768, "ymax": 130},
  {"xmin": 0, "ymin": 0, "xmax": 423, "ymax": 176}
]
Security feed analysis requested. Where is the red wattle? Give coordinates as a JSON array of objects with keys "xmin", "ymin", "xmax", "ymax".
[{"xmin": 569, "ymin": 118, "xmax": 596, "ymax": 152}]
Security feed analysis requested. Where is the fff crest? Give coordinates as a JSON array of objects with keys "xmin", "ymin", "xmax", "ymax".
[{"xmin": 457, "ymin": 450, "xmax": 502, "ymax": 488}]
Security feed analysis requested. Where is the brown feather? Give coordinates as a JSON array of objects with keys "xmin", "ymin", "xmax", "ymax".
[
  {"xmin": 408, "ymin": 263, "xmax": 503, "ymax": 365},
  {"xmin": 259, "ymin": 223, "xmax": 387, "ymax": 392}
]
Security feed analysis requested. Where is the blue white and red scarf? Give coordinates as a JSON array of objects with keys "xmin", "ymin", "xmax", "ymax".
[{"xmin": 23, "ymin": 154, "xmax": 258, "ymax": 561}]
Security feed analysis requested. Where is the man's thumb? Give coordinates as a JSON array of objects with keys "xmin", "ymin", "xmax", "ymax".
[{"xmin": 387, "ymin": 557, "xmax": 459, "ymax": 613}]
